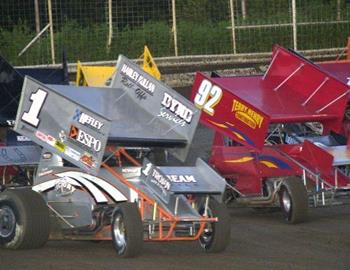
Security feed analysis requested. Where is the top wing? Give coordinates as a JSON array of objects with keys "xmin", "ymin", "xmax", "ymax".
[
  {"xmin": 14, "ymin": 55, "xmax": 199, "ymax": 164},
  {"xmin": 14, "ymin": 77, "xmax": 111, "ymax": 175},
  {"xmin": 110, "ymin": 55, "xmax": 200, "ymax": 161},
  {"xmin": 191, "ymin": 45, "xmax": 350, "ymax": 150}
]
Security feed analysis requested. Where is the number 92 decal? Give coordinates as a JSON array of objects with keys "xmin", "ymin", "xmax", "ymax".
[
  {"xmin": 194, "ymin": 79, "xmax": 222, "ymax": 116},
  {"xmin": 21, "ymin": 89, "xmax": 48, "ymax": 128}
]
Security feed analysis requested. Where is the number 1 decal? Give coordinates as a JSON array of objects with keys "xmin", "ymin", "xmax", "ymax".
[
  {"xmin": 194, "ymin": 79, "xmax": 223, "ymax": 116},
  {"xmin": 21, "ymin": 89, "xmax": 48, "ymax": 127}
]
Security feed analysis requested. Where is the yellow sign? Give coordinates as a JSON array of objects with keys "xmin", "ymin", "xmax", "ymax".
[
  {"xmin": 141, "ymin": 46, "xmax": 161, "ymax": 80},
  {"xmin": 232, "ymin": 99, "xmax": 264, "ymax": 129},
  {"xmin": 76, "ymin": 46, "xmax": 161, "ymax": 87}
]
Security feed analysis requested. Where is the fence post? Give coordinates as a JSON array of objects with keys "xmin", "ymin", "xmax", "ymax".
[
  {"xmin": 47, "ymin": 0, "xmax": 56, "ymax": 64},
  {"xmin": 107, "ymin": 0, "xmax": 113, "ymax": 52},
  {"xmin": 229, "ymin": 0, "xmax": 237, "ymax": 54},
  {"xmin": 34, "ymin": 0, "xmax": 40, "ymax": 34},
  {"xmin": 171, "ymin": 0, "xmax": 178, "ymax": 56},
  {"xmin": 292, "ymin": 0, "xmax": 297, "ymax": 50},
  {"xmin": 337, "ymin": 0, "xmax": 341, "ymax": 21}
]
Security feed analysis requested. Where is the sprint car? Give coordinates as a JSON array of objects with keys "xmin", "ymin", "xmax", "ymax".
[
  {"xmin": 191, "ymin": 45, "xmax": 350, "ymax": 224},
  {"xmin": 0, "ymin": 56, "xmax": 230, "ymax": 257}
]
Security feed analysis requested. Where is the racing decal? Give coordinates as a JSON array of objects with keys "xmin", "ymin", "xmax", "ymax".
[
  {"xmin": 21, "ymin": 89, "xmax": 48, "ymax": 127},
  {"xmin": 54, "ymin": 140, "xmax": 66, "ymax": 152},
  {"xmin": 157, "ymin": 107, "xmax": 186, "ymax": 127},
  {"xmin": 46, "ymin": 134, "xmax": 56, "ymax": 146},
  {"xmin": 161, "ymin": 93, "xmax": 194, "ymax": 124},
  {"xmin": 167, "ymin": 175, "xmax": 196, "ymax": 183},
  {"xmin": 73, "ymin": 108, "xmax": 104, "ymax": 130},
  {"xmin": 16, "ymin": 136, "xmax": 31, "ymax": 142},
  {"xmin": 55, "ymin": 178, "xmax": 77, "ymax": 196},
  {"xmin": 194, "ymin": 79, "xmax": 223, "ymax": 116},
  {"xmin": 224, "ymin": 154, "xmax": 291, "ymax": 170},
  {"xmin": 57, "ymin": 171, "xmax": 127, "ymax": 202},
  {"xmin": 35, "ymin": 130, "xmax": 48, "ymax": 142},
  {"xmin": 207, "ymin": 119, "xmax": 255, "ymax": 146},
  {"xmin": 120, "ymin": 63, "xmax": 155, "ymax": 95},
  {"xmin": 232, "ymin": 99, "xmax": 264, "ymax": 129},
  {"xmin": 33, "ymin": 171, "xmax": 127, "ymax": 203},
  {"xmin": 64, "ymin": 147, "xmax": 81, "ymax": 161},
  {"xmin": 80, "ymin": 153, "xmax": 96, "ymax": 168},
  {"xmin": 142, "ymin": 162, "xmax": 171, "ymax": 201},
  {"xmin": 69, "ymin": 125, "xmax": 102, "ymax": 152},
  {"xmin": 223, "ymin": 157, "xmax": 254, "ymax": 163}
]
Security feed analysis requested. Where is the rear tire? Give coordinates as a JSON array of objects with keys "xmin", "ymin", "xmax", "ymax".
[
  {"xmin": 111, "ymin": 202, "xmax": 143, "ymax": 258},
  {"xmin": 0, "ymin": 188, "xmax": 50, "ymax": 249},
  {"xmin": 198, "ymin": 199, "xmax": 230, "ymax": 253},
  {"xmin": 279, "ymin": 177, "xmax": 308, "ymax": 224}
]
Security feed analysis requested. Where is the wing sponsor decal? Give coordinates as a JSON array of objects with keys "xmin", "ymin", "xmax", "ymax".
[
  {"xmin": 33, "ymin": 171, "xmax": 127, "ymax": 203},
  {"xmin": 160, "ymin": 92, "xmax": 194, "ymax": 124},
  {"xmin": 73, "ymin": 108, "xmax": 104, "ymax": 131},
  {"xmin": 69, "ymin": 125, "xmax": 102, "ymax": 152},
  {"xmin": 167, "ymin": 174, "xmax": 196, "ymax": 183},
  {"xmin": 120, "ymin": 63, "xmax": 155, "ymax": 95},
  {"xmin": 232, "ymin": 99, "xmax": 264, "ymax": 130}
]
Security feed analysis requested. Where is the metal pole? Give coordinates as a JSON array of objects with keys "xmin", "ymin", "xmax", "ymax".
[
  {"xmin": 337, "ymin": 0, "xmax": 341, "ymax": 21},
  {"xmin": 241, "ymin": 0, "xmax": 247, "ymax": 20},
  {"xmin": 34, "ymin": 0, "xmax": 40, "ymax": 34},
  {"xmin": 18, "ymin": 23, "xmax": 51, "ymax": 57},
  {"xmin": 229, "ymin": 0, "xmax": 237, "ymax": 54},
  {"xmin": 292, "ymin": 0, "xmax": 297, "ymax": 50},
  {"xmin": 171, "ymin": 0, "xmax": 178, "ymax": 56},
  {"xmin": 107, "ymin": 0, "xmax": 113, "ymax": 51},
  {"xmin": 48, "ymin": 0, "xmax": 56, "ymax": 64}
]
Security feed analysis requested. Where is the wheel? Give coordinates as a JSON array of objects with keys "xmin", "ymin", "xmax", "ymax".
[
  {"xmin": 111, "ymin": 202, "xmax": 143, "ymax": 258},
  {"xmin": 198, "ymin": 199, "xmax": 230, "ymax": 253},
  {"xmin": 279, "ymin": 177, "xmax": 308, "ymax": 224},
  {"xmin": 0, "ymin": 188, "xmax": 50, "ymax": 249}
]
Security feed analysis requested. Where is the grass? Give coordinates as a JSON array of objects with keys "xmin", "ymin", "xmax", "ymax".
[{"xmin": 1, "ymin": 0, "xmax": 350, "ymax": 65}]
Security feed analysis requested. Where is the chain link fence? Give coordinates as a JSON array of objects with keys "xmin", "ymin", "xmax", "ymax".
[{"xmin": 0, "ymin": 0, "xmax": 350, "ymax": 66}]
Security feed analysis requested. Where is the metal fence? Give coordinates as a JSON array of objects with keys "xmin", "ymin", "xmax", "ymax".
[{"xmin": 0, "ymin": 0, "xmax": 350, "ymax": 65}]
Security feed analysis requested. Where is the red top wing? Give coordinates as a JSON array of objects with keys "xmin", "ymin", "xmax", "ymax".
[
  {"xmin": 191, "ymin": 73, "xmax": 270, "ymax": 149},
  {"xmin": 191, "ymin": 45, "xmax": 350, "ymax": 150}
]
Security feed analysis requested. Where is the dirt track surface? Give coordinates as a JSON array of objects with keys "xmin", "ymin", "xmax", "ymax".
[
  {"xmin": 1, "ymin": 127, "xmax": 350, "ymax": 270},
  {"xmin": 0, "ymin": 205, "xmax": 349, "ymax": 270}
]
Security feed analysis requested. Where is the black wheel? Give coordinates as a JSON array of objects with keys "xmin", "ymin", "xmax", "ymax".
[
  {"xmin": 279, "ymin": 177, "xmax": 308, "ymax": 224},
  {"xmin": 111, "ymin": 202, "xmax": 143, "ymax": 258},
  {"xmin": 0, "ymin": 188, "xmax": 50, "ymax": 249},
  {"xmin": 198, "ymin": 199, "xmax": 230, "ymax": 253}
]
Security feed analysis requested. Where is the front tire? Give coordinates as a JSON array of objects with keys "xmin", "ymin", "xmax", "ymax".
[
  {"xmin": 0, "ymin": 188, "xmax": 50, "ymax": 249},
  {"xmin": 111, "ymin": 202, "xmax": 143, "ymax": 258},
  {"xmin": 279, "ymin": 177, "xmax": 308, "ymax": 224},
  {"xmin": 198, "ymin": 199, "xmax": 230, "ymax": 253}
]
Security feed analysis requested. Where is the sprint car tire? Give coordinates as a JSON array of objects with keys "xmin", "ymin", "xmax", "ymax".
[
  {"xmin": 0, "ymin": 188, "xmax": 50, "ymax": 249},
  {"xmin": 111, "ymin": 202, "xmax": 143, "ymax": 258},
  {"xmin": 279, "ymin": 177, "xmax": 308, "ymax": 224},
  {"xmin": 199, "ymin": 199, "xmax": 230, "ymax": 253}
]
